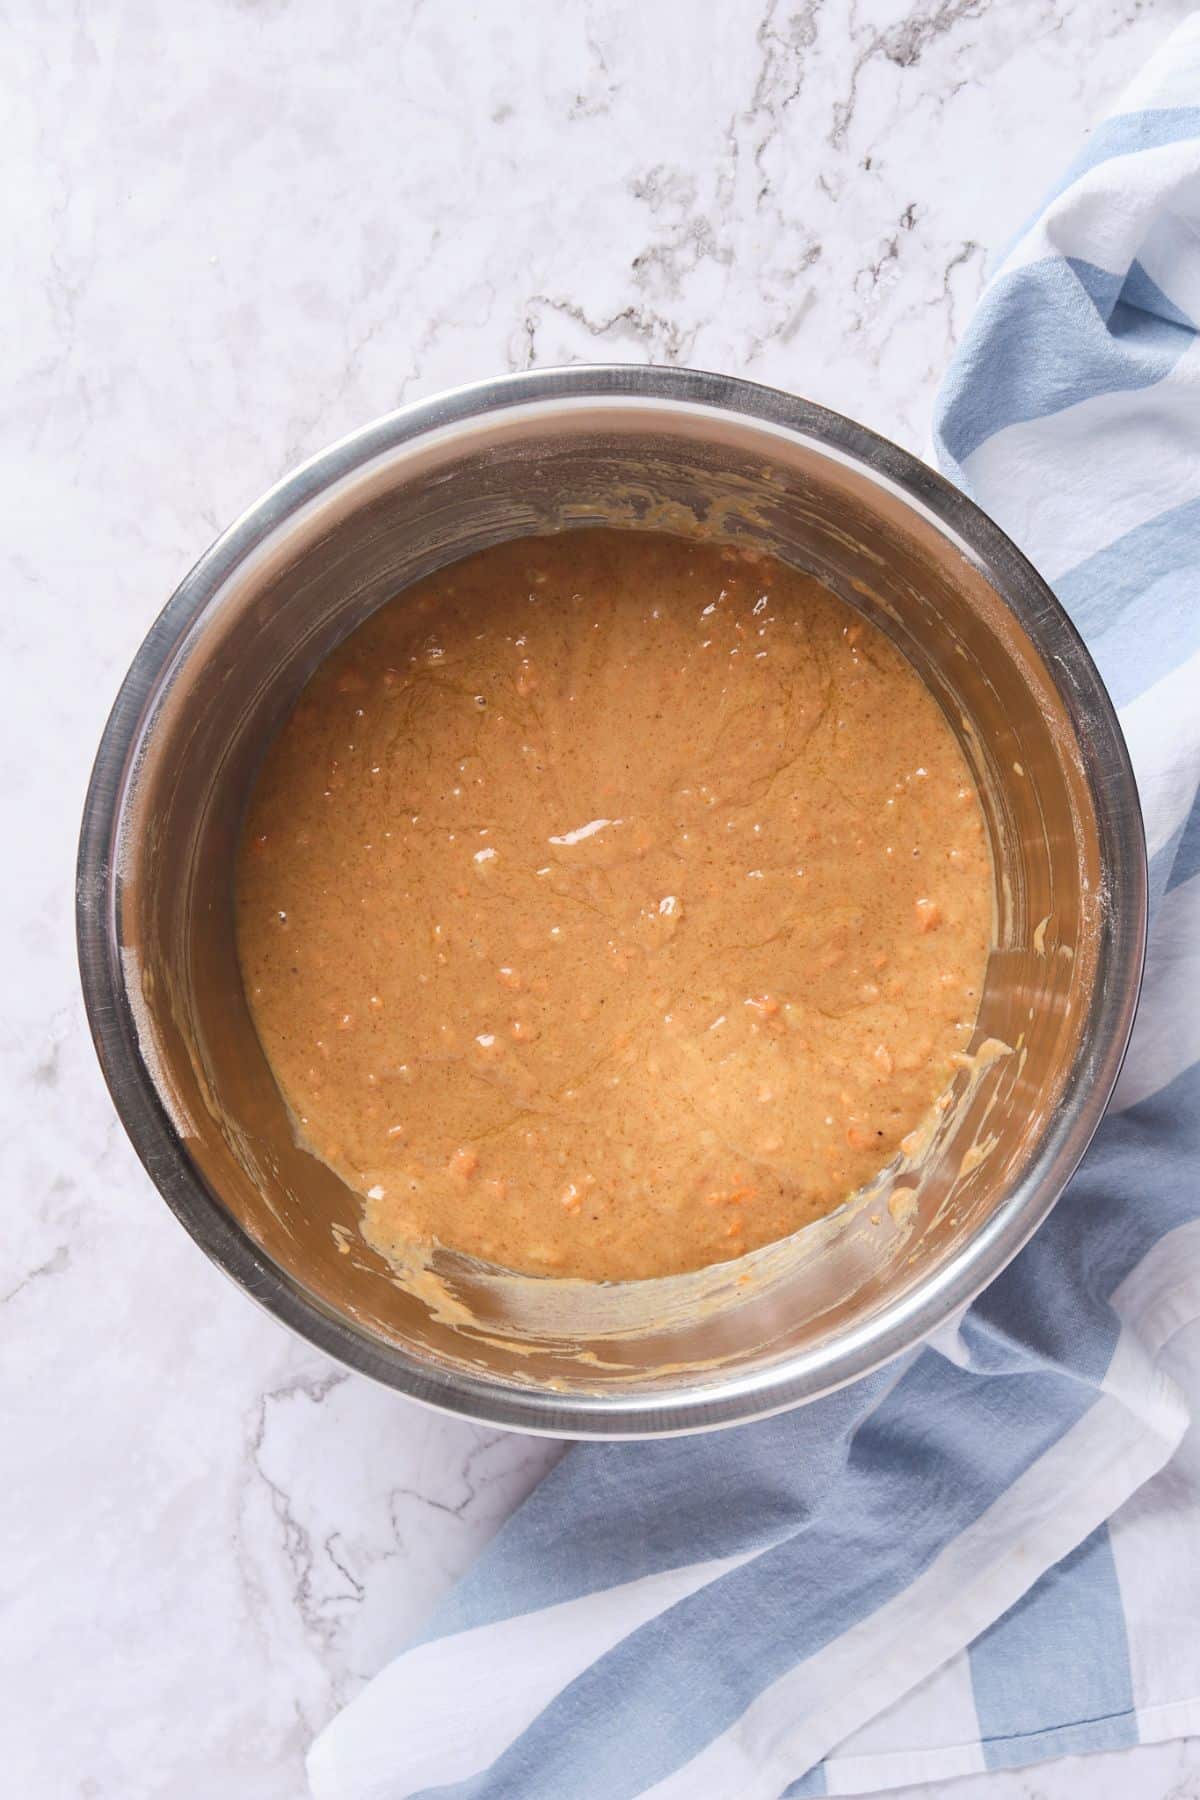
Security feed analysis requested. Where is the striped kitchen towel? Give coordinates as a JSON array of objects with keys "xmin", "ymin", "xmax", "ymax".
[{"xmin": 309, "ymin": 17, "xmax": 1200, "ymax": 1798}]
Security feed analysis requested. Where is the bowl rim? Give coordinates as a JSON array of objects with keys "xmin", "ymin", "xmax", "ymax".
[{"xmin": 76, "ymin": 363, "xmax": 1147, "ymax": 1438}]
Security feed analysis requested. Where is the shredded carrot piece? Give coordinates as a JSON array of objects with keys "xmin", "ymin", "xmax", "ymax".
[
  {"xmin": 746, "ymin": 993, "xmax": 780, "ymax": 1017},
  {"xmin": 703, "ymin": 1185, "xmax": 758, "ymax": 1208}
]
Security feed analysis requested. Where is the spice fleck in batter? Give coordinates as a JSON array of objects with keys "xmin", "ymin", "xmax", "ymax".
[{"xmin": 237, "ymin": 532, "xmax": 992, "ymax": 1281}]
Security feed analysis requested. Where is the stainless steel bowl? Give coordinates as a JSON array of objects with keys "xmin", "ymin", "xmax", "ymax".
[{"xmin": 77, "ymin": 365, "xmax": 1146, "ymax": 1437}]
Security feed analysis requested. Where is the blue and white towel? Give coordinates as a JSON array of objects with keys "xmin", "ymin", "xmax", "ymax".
[{"xmin": 309, "ymin": 19, "xmax": 1200, "ymax": 1797}]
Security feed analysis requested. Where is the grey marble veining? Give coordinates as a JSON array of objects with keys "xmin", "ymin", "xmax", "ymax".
[{"xmin": 3, "ymin": 1, "xmax": 1197, "ymax": 1795}]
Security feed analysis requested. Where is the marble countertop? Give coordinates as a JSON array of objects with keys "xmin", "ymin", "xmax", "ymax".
[{"xmin": 6, "ymin": 1, "xmax": 1198, "ymax": 1795}]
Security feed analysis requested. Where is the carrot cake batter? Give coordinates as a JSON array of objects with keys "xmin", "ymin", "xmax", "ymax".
[{"xmin": 236, "ymin": 531, "xmax": 992, "ymax": 1281}]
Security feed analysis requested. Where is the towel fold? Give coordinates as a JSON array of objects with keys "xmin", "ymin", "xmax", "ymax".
[{"xmin": 310, "ymin": 18, "xmax": 1200, "ymax": 1796}]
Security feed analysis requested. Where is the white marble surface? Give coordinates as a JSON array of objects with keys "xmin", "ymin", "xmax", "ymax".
[{"xmin": 4, "ymin": 1, "xmax": 1198, "ymax": 1795}]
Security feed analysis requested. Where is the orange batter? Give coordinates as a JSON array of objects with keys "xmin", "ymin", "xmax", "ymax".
[{"xmin": 236, "ymin": 531, "xmax": 992, "ymax": 1281}]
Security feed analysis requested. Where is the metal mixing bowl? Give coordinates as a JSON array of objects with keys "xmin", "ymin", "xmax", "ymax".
[{"xmin": 76, "ymin": 365, "xmax": 1145, "ymax": 1437}]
